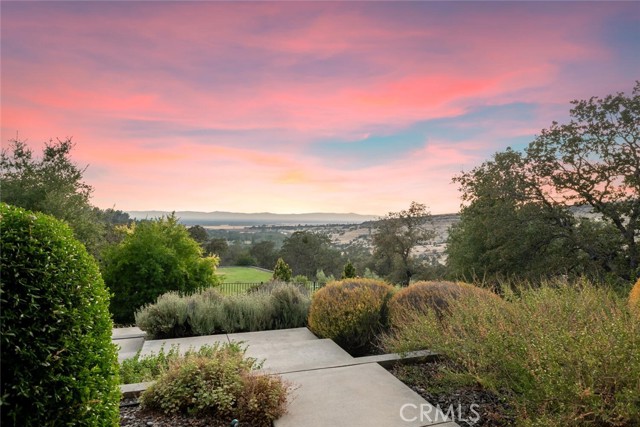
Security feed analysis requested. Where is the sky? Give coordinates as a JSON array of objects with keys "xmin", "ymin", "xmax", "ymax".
[{"xmin": 2, "ymin": 1, "xmax": 639, "ymax": 215}]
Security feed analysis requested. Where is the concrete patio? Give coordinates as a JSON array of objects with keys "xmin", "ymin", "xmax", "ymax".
[{"xmin": 114, "ymin": 327, "xmax": 458, "ymax": 427}]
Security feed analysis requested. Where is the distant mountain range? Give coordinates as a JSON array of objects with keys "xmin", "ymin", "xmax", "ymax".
[{"xmin": 126, "ymin": 210, "xmax": 380, "ymax": 226}]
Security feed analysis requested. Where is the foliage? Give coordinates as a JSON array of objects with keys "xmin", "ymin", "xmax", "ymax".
[
  {"xmin": 187, "ymin": 225, "xmax": 209, "ymax": 243},
  {"xmin": 272, "ymin": 257, "xmax": 293, "ymax": 282},
  {"xmin": 235, "ymin": 253, "xmax": 258, "ymax": 266},
  {"xmin": 102, "ymin": 213, "xmax": 221, "ymax": 324},
  {"xmin": 308, "ymin": 278, "xmax": 395, "ymax": 355},
  {"xmin": 270, "ymin": 283, "xmax": 311, "ymax": 329},
  {"xmin": 136, "ymin": 283, "xmax": 310, "ymax": 338},
  {"xmin": 0, "ymin": 138, "xmax": 106, "ymax": 254},
  {"xmin": 279, "ymin": 231, "xmax": 343, "ymax": 278},
  {"xmin": 120, "ymin": 343, "xmax": 241, "ymax": 384},
  {"xmin": 385, "ymin": 280, "xmax": 640, "ymax": 426},
  {"xmin": 250, "ymin": 240, "xmax": 279, "ymax": 269},
  {"xmin": 315, "ymin": 269, "xmax": 336, "ymax": 286},
  {"xmin": 387, "ymin": 280, "xmax": 499, "ymax": 327},
  {"xmin": 0, "ymin": 203, "xmax": 120, "ymax": 426},
  {"xmin": 448, "ymin": 83, "xmax": 640, "ymax": 284},
  {"xmin": 372, "ymin": 202, "xmax": 435, "ymax": 286},
  {"xmin": 140, "ymin": 343, "xmax": 290, "ymax": 426},
  {"xmin": 205, "ymin": 237, "xmax": 229, "ymax": 257},
  {"xmin": 525, "ymin": 83, "xmax": 639, "ymax": 276},
  {"xmin": 342, "ymin": 260, "xmax": 357, "ymax": 279},
  {"xmin": 630, "ymin": 278, "xmax": 640, "ymax": 319}
]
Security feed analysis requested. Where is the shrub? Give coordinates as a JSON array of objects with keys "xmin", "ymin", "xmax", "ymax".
[
  {"xmin": 308, "ymin": 278, "xmax": 395, "ymax": 355},
  {"xmin": 273, "ymin": 257, "xmax": 292, "ymax": 282},
  {"xmin": 0, "ymin": 203, "xmax": 120, "ymax": 426},
  {"xmin": 270, "ymin": 282, "xmax": 311, "ymax": 329},
  {"xmin": 135, "ymin": 292, "xmax": 192, "ymax": 339},
  {"xmin": 140, "ymin": 344, "xmax": 290, "ymax": 426},
  {"xmin": 385, "ymin": 280, "xmax": 640, "ymax": 426},
  {"xmin": 387, "ymin": 280, "xmax": 498, "ymax": 327},
  {"xmin": 102, "ymin": 213, "xmax": 221, "ymax": 324},
  {"xmin": 136, "ymin": 283, "xmax": 310, "ymax": 338},
  {"xmin": 630, "ymin": 278, "xmax": 640, "ymax": 319},
  {"xmin": 120, "ymin": 343, "xmax": 241, "ymax": 384},
  {"xmin": 219, "ymin": 293, "xmax": 275, "ymax": 333},
  {"xmin": 342, "ymin": 260, "xmax": 356, "ymax": 279},
  {"xmin": 292, "ymin": 274, "xmax": 310, "ymax": 285}
]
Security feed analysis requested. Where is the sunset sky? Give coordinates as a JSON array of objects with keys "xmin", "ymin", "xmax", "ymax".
[{"xmin": 2, "ymin": 1, "xmax": 639, "ymax": 215}]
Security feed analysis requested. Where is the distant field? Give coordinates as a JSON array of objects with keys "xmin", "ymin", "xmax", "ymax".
[{"xmin": 217, "ymin": 266, "xmax": 272, "ymax": 283}]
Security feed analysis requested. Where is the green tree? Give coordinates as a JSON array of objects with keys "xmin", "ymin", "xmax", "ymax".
[
  {"xmin": 0, "ymin": 138, "xmax": 105, "ymax": 254},
  {"xmin": 96, "ymin": 207, "xmax": 133, "ymax": 248},
  {"xmin": 279, "ymin": 231, "xmax": 343, "ymax": 279},
  {"xmin": 448, "ymin": 83, "xmax": 639, "ymax": 283},
  {"xmin": 1, "ymin": 204, "xmax": 120, "ymax": 426},
  {"xmin": 372, "ymin": 202, "xmax": 435, "ymax": 286},
  {"xmin": 525, "ymin": 82, "xmax": 639, "ymax": 278},
  {"xmin": 250, "ymin": 240, "xmax": 279, "ymax": 269},
  {"xmin": 342, "ymin": 260, "xmax": 357, "ymax": 279},
  {"xmin": 205, "ymin": 237, "xmax": 229, "ymax": 257},
  {"xmin": 102, "ymin": 213, "xmax": 221, "ymax": 323},
  {"xmin": 273, "ymin": 258, "xmax": 293, "ymax": 282},
  {"xmin": 187, "ymin": 225, "xmax": 209, "ymax": 244}
]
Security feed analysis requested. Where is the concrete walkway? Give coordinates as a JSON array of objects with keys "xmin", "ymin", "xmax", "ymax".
[{"xmin": 114, "ymin": 327, "xmax": 458, "ymax": 427}]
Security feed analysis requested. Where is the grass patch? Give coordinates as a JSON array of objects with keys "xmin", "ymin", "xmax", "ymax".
[{"xmin": 217, "ymin": 267, "xmax": 272, "ymax": 284}]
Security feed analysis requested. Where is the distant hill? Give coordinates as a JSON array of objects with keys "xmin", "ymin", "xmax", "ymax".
[{"xmin": 126, "ymin": 210, "xmax": 379, "ymax": 226}]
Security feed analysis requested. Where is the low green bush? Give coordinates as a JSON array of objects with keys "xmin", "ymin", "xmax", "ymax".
[
  {"xmin": 270, "ymin": 283, "xmax": 310, "ymax": 329},
  {"xmin": 140, "ymin": 344, "xmax": 289, "ymax": 426},
  {"xmin": 136, "ymin": 282, "xmax": 310, "ymax": 338},
  {"xmin": 120, "ymin": 343, "xmax": 245, "ymax": 384},
  {"xmin": 0, "ymin": 203, "xmax": 120, "ymax": 426},
  {"xmin": 218, "ymin": 293, "xmax": 275, "ymax": 333},
  {"xmin": 387, "ymin": 280, "xmax": 499, "ymax": 327},
  {"xmin": 134, "ymin": 292, "xmax": 192, "ymax": 338},
  {"xmin": 385, "ymin": 280, "xmax": 640, "ymax": 426},
  {"xmin": 308, "ymin": 278, "xmax": 395, "ymax": 355}
]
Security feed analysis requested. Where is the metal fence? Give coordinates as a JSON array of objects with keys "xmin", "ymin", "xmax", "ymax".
[{"xmin": 218, "ymin": 281, "xmax": 324, "ymax": 295}]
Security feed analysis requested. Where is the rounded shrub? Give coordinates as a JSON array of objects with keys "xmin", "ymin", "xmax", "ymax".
[
  {"xmin": 630, "ymin": 278, "xmax": 640, "ymax": 319},
  {"xmin": 388, "ymin": 280, "xmax": 498, "ymax": 327},
  {"xmin": 140, "ymin": 344, "xmax": 290, "ymax": 426},
  {"xmin": 308, "ymin": 278, "xmax": 395, "ymax": 355},
  {"xmin": 135, "ymin": 291, "xmax": 192, "ymax": 339},
  {"xmin": 0, "ymin": 203, "xmax": 120, "ymax": 426}
]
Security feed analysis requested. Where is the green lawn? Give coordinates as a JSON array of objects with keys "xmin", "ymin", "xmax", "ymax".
[{"xmin": 217, "ymin": 266, "xmax": 272, "ymax": 283}]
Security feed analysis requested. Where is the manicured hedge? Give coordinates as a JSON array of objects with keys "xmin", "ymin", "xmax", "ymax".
[{"xmin": 0, "ymin": 203, "xmax": 120, "ymax": 426}]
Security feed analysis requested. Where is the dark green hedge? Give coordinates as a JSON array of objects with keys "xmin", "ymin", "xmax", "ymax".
[{"xmin": 0, "ymin": 203, "xmax": 120, "ymax": 426}]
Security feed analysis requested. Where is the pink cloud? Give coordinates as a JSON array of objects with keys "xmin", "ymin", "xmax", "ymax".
[{"xmin": 2, "ymin": 2, "xmax": 637, "ymax": 214}]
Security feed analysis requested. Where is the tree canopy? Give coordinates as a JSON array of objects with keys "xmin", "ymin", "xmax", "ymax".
[
  {"xmin": 1, "ymin": 138, "xmax": 105, "ymax": 253},
  {"xmin": 372, "ymin": 202, "xmax": 435, "ymax": 286},
  {"xmin": 447, "ymin": 83, "xmax": 639, "ymax": 284},
  {"xmin": 279, "ymin": 231, "xmax": 343, "ymax": 279},
  {"xmin": 101, "ymin": 214, "xmax": 221, "ymax": 323}
]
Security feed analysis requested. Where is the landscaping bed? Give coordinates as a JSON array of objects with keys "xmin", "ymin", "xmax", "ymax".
[
  {"xmin": 120, "ymin": 402, "xmax": 231, "ymax": 427},
  {"xmin": 388, "ymin": 359, "xmax": 514, "ymax": 427}
]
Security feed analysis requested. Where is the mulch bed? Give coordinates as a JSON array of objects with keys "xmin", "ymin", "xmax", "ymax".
[
  {"xmin": 387, "ymin": 360, "xmax": 515, "ymax": 427},
  {"xmin": 119, "ymin": 399, "xmax": 237, "ymax": 427}
]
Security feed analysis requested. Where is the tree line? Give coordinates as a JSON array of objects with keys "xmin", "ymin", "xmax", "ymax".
[{"xmin": 2, "ymin": 82, "xmax": 637, "ymax": 322}]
